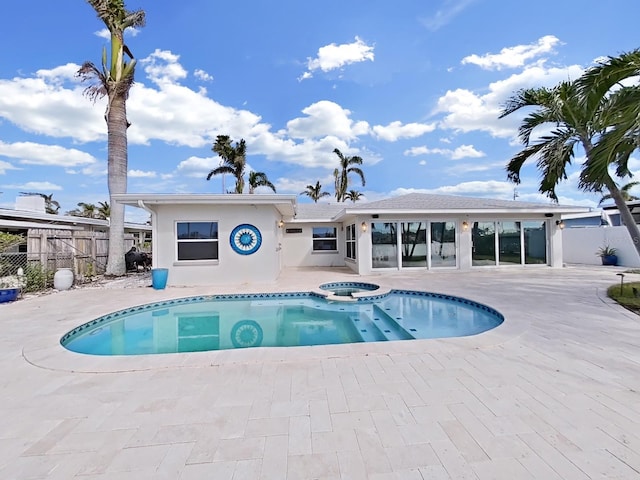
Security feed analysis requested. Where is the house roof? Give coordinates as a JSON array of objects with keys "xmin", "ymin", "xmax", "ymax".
[
  {"xmin": 293, "ymin": 203, "xmax": 346, "ymax": 222},
  {"xmin": 113, "ymin": 193, "xmax": 298, "ymax": 217},
  {"xmin": 0, "ymin": 208, "xmax": 151, "ymax": 232},
  {"xmin": 295, "ymin": 193, "xmax": 590, "ymax": 221}
]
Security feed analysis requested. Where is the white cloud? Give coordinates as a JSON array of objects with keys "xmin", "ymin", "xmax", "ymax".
[
  {"xmin": 128, "ymin": 169, "xmax": 157, "ymax": 178},
  {"xmin": 300, "ymin": 36, "xmax": 374, "ymax": 80},
  {"xmin": 286, "ymin": 101, "xmax": 370, "ymax": 140},
  {"xmin": 0, "ymin": 64, "xmax": 105, "ymax": 142},
  {"xmin": 434, "ymin": 62, "xmax": 585, "ymax": 138},
  {"xmin": 386, "ymin": 180, "xmax": 517, "ymax": 199},
  {"xmin": 176, "ymin": 156, "xmax": 219, "ymax": 178},
  {"xmin": 404, "ymin": 144, "xmax": 485, "ymax": 159},
  {"xmin": 0, "ymin": 141, "xmax": 97, "ymax": 167},
  {"xmin": 444, "ymin": 160, "xmax": 505, "ymax": 174},
  {"xmin": 194, "ymin": 69, "xmax": 213, "ymax": 82},
  {"xmin": 420, "ymin": 0, "xmax": 476, "ymax": 31},
  {"xmin": 0, "ymin": 50, "xmax": 379, "ymax": 174},
  {"xmin": 141, "ymin": 49, "xmax": 188, "ymax": 86},
  {"xmin": 371, "ymin": 121, "xmax": 436, "ymax": 141},
  {"xmin": 1, "ymin": 181, "xmax": 63, "ymax": 191},
  {"xmin": 0, "ymin": 160, "xmax": 19, "ymax": 174},
  {"xmin": 462, "ymin": 35, "xmax": 560, "ymax": 70},
  {"xmin": 94, "ymin": 27, "xmax": 141, "ymax": 40}
]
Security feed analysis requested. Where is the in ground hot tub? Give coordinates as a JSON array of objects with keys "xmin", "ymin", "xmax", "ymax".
[{"xmin": 319, "ymin": 282, "xmax": 380, "ymax": 297}]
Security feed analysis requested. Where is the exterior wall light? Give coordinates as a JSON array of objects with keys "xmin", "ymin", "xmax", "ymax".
[
  {"xmin": 361, "ymin": 222, "xmax": 368, "ymax": 232},
  {"xmin": 555, "ymin": 220, "xmax": 565, "ymax": 229},
  {"xmin": 462, "ymin": 221, "xmax": 469, "ymax": 231},
  {"xmin": 278, "ymin": 219, "xmax": 284, "ymax": 228}
]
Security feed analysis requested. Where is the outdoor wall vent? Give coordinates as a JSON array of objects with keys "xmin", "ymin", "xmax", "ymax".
[
  {"xmin": 372, "ymin": 214, "xmax": 379, "ymax": 218},
  {"xmin": 544, "ymin": 213, "xmax": 554, "ymax": 217},
  {"xmin": 285, "ymin": 228, "xmax": 303, "ymax": 234}
]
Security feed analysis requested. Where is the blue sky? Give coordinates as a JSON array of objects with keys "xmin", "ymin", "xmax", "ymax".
[{"xmin": 1, "ymin": 0, "xmax": 639, "ymax": 222}]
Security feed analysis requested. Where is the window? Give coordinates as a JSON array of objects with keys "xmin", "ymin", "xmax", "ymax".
[
  {"xmin": 313, "ymin": 227, "xmax": 337, "ymax": 251},
  {"xmin": 176, "ymin": 222, "xmax": 218, "ymax": 261},
  {"xmin": 345, "ymin": 224, "xmax": 356, "ymax": 260}
]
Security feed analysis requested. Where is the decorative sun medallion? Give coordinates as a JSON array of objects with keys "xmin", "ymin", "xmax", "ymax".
[
  {"xmin": 230, "ymin": 320, "xmax": 264, "ymax": 348},
  {"xmin": 230, "ymin": 224, "xmax": 262, "ymax": 255}
]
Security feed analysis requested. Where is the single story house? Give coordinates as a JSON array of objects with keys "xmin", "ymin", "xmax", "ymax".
[{"xmin": 113, "ymin": 192, "xmax": 588, "ymax": 287}]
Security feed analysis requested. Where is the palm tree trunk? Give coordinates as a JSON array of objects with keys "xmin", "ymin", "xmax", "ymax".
[
  {"xmin": 605, "ymin": 178, "xmax": 640, "ymax": 256},
  {"xmin": 584, "ymin": 140, "xmax": 640, "ymax": 258},
  {"xmin": 105, "ymin": 93, "xmax": 128, "ymax": 276}
]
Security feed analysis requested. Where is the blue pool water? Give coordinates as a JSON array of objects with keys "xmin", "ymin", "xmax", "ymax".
[{"xmin": 61, "ymin": 290, "xmax": 503, "ymax": 356}]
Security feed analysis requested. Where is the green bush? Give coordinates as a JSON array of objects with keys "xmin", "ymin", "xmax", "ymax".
[{"xmin": 23, "ymin": 264, "xmax": 53, "ymax": 293}]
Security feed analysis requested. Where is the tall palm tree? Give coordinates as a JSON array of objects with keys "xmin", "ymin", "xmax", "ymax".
[
  {"xmin": 344, "ymin": 190, "xmax": 364, "ymax": 203},
  {"xmin": 332, "ymin": 148, "xmax": 365, "ymax": 202},
  {"xmin": 247, "ymin": 171, "xmax": 276, "ymax": 194},
  {"xmin": 207, "ymin": 135, "xmax": 247, "ymax": 193},
  {"xmin": 300, "ymin": 181, "xmax": 330, "ymax": 203},
  {"xmin": 20, "ymin": 192, "xmax": 60, "ymax": 214},
  {"xmin": 598, "ymin": 181, "xmax": 640, "ymax": 206},
  {"xmin": 97, "ymin": 201, "xmax": 111, "ymax": 220},
  {"xmin": 77, "ymin": 0, "xmax": 145, "ymax": 276},
  {"xmin": 500, "ymin": 78, "xmax": 640, "ymax": 256}
]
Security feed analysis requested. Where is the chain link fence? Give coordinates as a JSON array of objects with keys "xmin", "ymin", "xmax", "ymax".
[
  {"xmin": 1, "ymin": 229, "xmax": 144, "ymax": 293},
  {"xmin": 0, "ymin": 251, "xmax": 53, "ymax": 292}
]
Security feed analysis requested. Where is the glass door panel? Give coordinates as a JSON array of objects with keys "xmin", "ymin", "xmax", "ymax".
[
  {"xmin": 472, "ymin": 222, "xmax": 496, "ymax": 266},
  {"xmin": 523, "ymin": 221, "xmax": 547, "ymax": 264},
  {"xmin": 401, "ymin": 222, "xmax": 427, "ymax": 268},
  {"xmin": 430, "ymin": 221, "xmax": 456, "ymax": 267},
  {"xmin": 498, "ymin": 221, "xmax": 521, "ymax": 265},
  {"xmin": 371, "ymin": 222, "xmax": 398, "ymax": 269}
]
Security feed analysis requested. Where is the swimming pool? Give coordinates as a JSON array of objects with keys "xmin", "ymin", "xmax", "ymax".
[{"xmin": 61, "ymin": 290, "xmax": 503, "ymax": 356}]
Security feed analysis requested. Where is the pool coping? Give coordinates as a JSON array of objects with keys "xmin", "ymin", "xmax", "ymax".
[{"xmin": 23, "ymin": 287, "xmax": 520, "ymax": 374}]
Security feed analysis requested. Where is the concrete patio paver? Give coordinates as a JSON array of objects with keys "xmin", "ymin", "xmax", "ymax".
[{"xmin": 1, "ymin": 265, "xmax": 640, "ymax": 479}]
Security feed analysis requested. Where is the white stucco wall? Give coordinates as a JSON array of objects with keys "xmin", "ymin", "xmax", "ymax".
[
  {"xmin": 562, "ymin": 226, "xmax": 640, "ymax": 267},
  {"xmin": 151, "ymin": 204, "xmax": 282, "ymax": 286},
  {"xmin": 280, "ymin": 222, "xmax": 346, "ymax": 268}
]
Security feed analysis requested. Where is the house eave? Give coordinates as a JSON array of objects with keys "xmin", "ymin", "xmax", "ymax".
[{"xmin": 113, "ymin": 194, "xmax": 297, "ymax": 217}]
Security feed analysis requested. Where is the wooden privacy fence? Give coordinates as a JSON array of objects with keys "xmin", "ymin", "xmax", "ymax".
[{"xmin": 27, "ymin": 229, "xmax": 138, "ymax": 279}]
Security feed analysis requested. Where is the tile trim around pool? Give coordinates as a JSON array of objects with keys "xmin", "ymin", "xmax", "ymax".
[{"xmin": 23, "ymin": 289, "xmax": 523, "ymax": 374}]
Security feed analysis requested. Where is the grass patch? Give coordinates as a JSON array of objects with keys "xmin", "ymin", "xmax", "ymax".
[{"xmin": 607, "ymin": 281, "xmax": 640, "ymax": 314}]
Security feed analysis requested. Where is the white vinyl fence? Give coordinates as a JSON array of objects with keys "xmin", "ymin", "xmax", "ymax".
[{"xmin": 562, "ymin": 226, "xmax": 640, "ymax": 267}]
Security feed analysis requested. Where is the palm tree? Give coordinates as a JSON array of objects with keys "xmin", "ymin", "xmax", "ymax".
[
  {"xmin": 77, "ymin": 0, "xmax": 145, "ymax": 276},
  {"xmin": 207, "ymin": 135, "xmax": 247, "ymax": 193},
  {"xmin": 97, "ymin": 201, "xmax": 111, "ymax": 220},
  {"xmin": 344, "ymin": 190, "xmax": 364, "ymax": 203},
  {"xmin": 598, "ymin": 181, "xmax": 640, "ymax": 206},
  {"xmin": 20, "ymin": 192, "xmax": 60, "ymax": 214},
  {"xmin": 68, "ymin": 202, "xmax": 98, "ymax": 218},
  {"xmin": 332, "ymin": 148, "xmax": 365, "ymax": 202},
  {"xmin": 247, "ymin": 171, "xmax": 276, "ymax": 194},
  {"xmin": 500, "ymin": 77, "xmax": 640, "ymax": 256},
  {"xmin": 300, "ymin": 181, "xmax": 330, "ymax": 203}
]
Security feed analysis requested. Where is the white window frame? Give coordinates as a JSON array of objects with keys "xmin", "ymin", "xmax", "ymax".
[
  {"xmin": 312, "ymin": 226, "xmax": 338, "ymax": 252},
  {"xmin": 175, "ymin": 221, "xmax": 219, "ymax": 262},
  {"xmin": 345, "ymin": 223, "xmax": 356, "ymax": 260}
]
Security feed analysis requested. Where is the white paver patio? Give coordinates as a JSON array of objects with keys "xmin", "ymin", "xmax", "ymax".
[{"xmin": 1, "ymin": 265, "xmax": 640, "ymax": 479}]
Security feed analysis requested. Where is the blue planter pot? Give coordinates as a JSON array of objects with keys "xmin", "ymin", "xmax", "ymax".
[
  {"xmin": 601, "ymin": 254, "xmax": 618, "ymax": 266},
  {"xmin": 0, "ymin": 288, "xmax": 20, "ymax": 303}
]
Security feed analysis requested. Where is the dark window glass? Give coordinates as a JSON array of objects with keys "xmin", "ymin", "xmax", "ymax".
[
  {"xmin": 313, "ymin": 227, "xmax": 337, "ymax": 251},
  {"xmin": 178, "ymin": 242, "xmax": 219, "ymax": 261},
  {"xmin": 177, "ymin": 222, "xmax": 218, "ymax": 240}
]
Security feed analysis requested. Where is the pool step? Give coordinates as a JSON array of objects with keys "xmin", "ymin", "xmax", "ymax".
[
  {"xmin": 372, "ymin": 304, "xmax": 415, "ymax": 341},
  {"xmin": 351, "ymin": 306, "xmax": 414, "ymax": 342}
]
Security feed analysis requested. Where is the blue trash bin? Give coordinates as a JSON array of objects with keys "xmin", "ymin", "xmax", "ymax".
[{"xmin": 151, "ymin": 268, "xmax": 169, "ymax": 290}]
